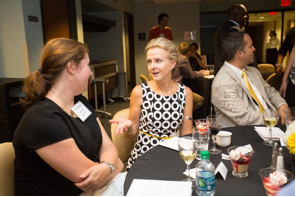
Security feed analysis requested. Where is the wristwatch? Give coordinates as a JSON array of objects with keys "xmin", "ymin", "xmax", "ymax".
[{"xmin": 102, "ymin": 161, "xmax": 114, "ymax": 173}]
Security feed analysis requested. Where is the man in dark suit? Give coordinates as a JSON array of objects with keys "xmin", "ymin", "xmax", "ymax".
[{"xmin": 213, "ymin": 4, "xmax": 248, "ymax": 76}]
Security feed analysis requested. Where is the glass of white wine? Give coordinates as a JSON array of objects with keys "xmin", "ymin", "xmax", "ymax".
[
  {"xmin": 178, "ymin": 136, "xmax": 197, "ymax": 182},
  {"xmin": 263, "ymin": 108, "xmax": 279, "ymax": 146}
]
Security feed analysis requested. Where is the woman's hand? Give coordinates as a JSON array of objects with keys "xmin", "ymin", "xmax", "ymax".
[
  {"xmin": 74, "ymin": 163, "xmax": 110, "ymax": 192},
  {"xmin": 109, "ymin": 118, "xmax": 133, "ymax": 136},
  {"xmin": 279, "ymin": 81, "xmax": 287, "ymax": 97}
]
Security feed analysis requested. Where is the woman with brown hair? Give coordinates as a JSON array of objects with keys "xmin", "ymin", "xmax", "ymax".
[{"xmin": 13, "ymin": 38, "xmax": 123, "ymax": 195}]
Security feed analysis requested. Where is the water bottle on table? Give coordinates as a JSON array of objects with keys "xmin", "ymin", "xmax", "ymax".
[{"xmin": 196, "ymin": 150, "xmax": 216, "ymax": 196}]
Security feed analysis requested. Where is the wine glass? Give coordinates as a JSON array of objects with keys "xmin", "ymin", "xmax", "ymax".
[
  {"xmin": 206, "ymin": 115, "xmax": 222, "ymax": 154},
  {"xmin": 178, "ymin": 136, "xmax": 197, "ymax": 183},
  {"xmin": 263, "ymin": 109, "xmax": 279, "ymax": 146}
]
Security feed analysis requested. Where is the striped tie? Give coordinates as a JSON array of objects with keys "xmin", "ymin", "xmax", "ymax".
[{"xmin": 241, "ymin": 70, "xmax": 264, "ymax": 113}]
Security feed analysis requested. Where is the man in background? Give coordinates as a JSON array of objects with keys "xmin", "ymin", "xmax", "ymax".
[
  {"xmin": 149, "ymin": 13, "xmax": 173, "ymax": 41},
  {"xmin": 266, "ymin": 30, "xmax": 280, "ymax": 67},
  {"xmin": 213, "ymin": 4, "xmax": 257, "ymax": 76},
  {"xmin": 212, "ymin": 31, "xmax": 288, "ymax": 127}
]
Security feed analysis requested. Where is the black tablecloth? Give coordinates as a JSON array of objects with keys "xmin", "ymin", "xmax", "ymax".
[{"xmin": 124, "ymin": 125, "xmax": 294, "ymax": 196}]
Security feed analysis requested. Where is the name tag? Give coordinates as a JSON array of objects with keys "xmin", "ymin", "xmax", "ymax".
[
  {"xmin": 159, "ymin": 33, "xmax": 164, "ymax": 37},
  {"xmin": 71, "ymin": 101, "xmax": 92, "ymax": 122}
]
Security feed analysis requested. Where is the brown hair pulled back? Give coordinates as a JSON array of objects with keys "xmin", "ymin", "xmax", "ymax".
[{"xmin": 21, "ymin": 38, "xmax": 89, "ymax": 110}]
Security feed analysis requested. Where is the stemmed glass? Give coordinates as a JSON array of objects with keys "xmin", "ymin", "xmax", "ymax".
[
  {"xmin": 206, "ymin": 115, "xmax": 222, "ymax": 154},
  {"xmin": 263, "ymin": 109, "xmax": 279, "ymax": 146},
  {"xmin": 178, "ymin": 136, "xmax": 197, "ymax": 183}
]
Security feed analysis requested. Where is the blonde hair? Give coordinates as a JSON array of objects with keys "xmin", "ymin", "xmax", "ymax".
[
  {"xmin": 145, "ymin": 37, "xmax": 178, "ymax": 61},
  {"xmin": 178, "ymin": 42, "xmax": 190, "ymax": 56}
]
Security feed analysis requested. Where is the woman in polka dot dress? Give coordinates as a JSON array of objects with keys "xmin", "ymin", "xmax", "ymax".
[{"xmin": 110, "ymin": 37, "xmax": 193, "ymax": 171}]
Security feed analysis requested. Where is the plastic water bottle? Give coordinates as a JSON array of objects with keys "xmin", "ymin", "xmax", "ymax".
[{"xmin": 195, "ymin": 150, "xmax": 216, "ymax": 196}]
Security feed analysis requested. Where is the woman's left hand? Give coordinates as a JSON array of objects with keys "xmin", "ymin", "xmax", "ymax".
[{"xmin": 74, "ymin": 163, "xmax": 110, "ymax": 192}]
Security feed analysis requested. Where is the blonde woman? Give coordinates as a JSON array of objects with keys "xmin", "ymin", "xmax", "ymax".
[{"xmin": 110, "ymin": 37, "xmax": 193, "ymax": 171}]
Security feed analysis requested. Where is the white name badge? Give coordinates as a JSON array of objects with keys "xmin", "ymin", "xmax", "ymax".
[{"xmin": 71, "ymin": 101, "xmax": 92, "ymax": 122}]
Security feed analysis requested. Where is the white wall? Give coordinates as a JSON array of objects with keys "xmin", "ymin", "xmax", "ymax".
[
  {"xmin": 22, "ymin": 0, "xmax": 44, "ymax": 75},
  {"xmin": 0, "ymin": 0, "xmax": 26, "ymax": 78},
  {"xmin": 134, "ymin": 2, "xmax": 200, "ymax": 85},
  {"xmin": 0, "ymin": 0, "xmax": 43, "ymax": 78}
]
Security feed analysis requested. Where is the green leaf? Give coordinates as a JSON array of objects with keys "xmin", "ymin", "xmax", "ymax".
[{"xmin": 199, "ymin": 178, "xmax": 205, "ymax": 188}]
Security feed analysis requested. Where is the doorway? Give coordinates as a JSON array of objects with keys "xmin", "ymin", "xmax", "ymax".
[
  {"xmin": 248, "ymin": 10, "xmax": 295, "ymax": 66},
  {"xmin": 124, "ymin": 12, "xmax": 135, "ymax": 95}
]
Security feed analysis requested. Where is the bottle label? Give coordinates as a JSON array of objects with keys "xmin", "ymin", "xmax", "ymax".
[{"xmin": 196, "ymin": 171, "xmax": 215, "ymax": 191}]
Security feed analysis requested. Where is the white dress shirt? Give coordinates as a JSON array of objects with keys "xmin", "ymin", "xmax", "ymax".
[{"xmin": 224, "ymin": 61, "xmax": 268, "ymax": 112}]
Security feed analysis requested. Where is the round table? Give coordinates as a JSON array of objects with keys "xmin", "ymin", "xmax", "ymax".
[{"xmin": 124, "ymin": 125, "xmax": 294, "ymax": 196}]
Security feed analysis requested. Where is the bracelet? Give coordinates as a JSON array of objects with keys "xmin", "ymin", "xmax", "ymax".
[
  {"xmin": 126, "ymin": 125, "xmax": 135, "ymax": 135},
  {"xmin": 102, "ymin": 161, "xmax": 114, "ymax": 173},
  {"xmin": 275, "ymin": 63, "xmax": 283, "ymax": 68}
]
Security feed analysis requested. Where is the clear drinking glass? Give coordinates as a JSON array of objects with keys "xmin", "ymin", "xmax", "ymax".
[
  {"xmin": 178, "ymin": 136, "xmax": 197, "ymax": 183},
  {"xmin": 192, "ymin": 119, "xmax": 209, "ymax": 159},
  {"xmin": 227, "ymin": 146, "xmax": 254, "ymax": 178},
  {"xmin": 259, "ymin": 167, "xmax": 294, "ymax": 196},
  {"xmin": 206, "ymin": 115, "xmax": 222, "ymax": 154},
  {"xmin": 283, "ymin": 107, "xmax": 295, "ymax": 130},
  {"xmin": 263, "ymin": 109, "xmax": 279, "ymax": 146}
]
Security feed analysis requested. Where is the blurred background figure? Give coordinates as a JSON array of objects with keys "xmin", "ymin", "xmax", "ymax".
[
  {"xmin": 279, "ymin": 45, "xmax": 295, "ymax": 107},
  {"xmin": 172, "ymin": 42, "xmax": 209, "ymax": 112},
  {"xmin": 149, "ymin": 13, "xmax": 173, "ymax": 41},
  {"xmin": 213, "ymin": 4, "xmax": 248, "ymax": 76},
  {"xmin": 266, "ymin": 30, "xmax": 280, "ymax": 67},
  {"xmin": 188, "ymin": 42, "xmax": 205, "ymax": 71}
]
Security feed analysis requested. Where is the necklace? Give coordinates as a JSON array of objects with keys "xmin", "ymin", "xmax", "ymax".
[{"xmin": 62, "ymin": 108, "xmax": 78, "ymax": 119}]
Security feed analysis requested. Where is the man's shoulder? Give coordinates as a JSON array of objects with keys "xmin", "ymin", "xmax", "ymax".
[
  {"xmin": 212, "ymin": 66, "xmax": 232, "ymax": 85},
  {"xmin": 150, "ymin": 25, "xmax": 159, "ymax": 31},
  {"xmin": 165, "ymin": 26, "xmax": 172, "ymax": 31}
]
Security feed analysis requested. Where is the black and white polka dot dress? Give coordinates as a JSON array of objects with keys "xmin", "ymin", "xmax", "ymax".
[{"xmin": 126, "ymin": 82, "xmax": 186, "ymax": 171}]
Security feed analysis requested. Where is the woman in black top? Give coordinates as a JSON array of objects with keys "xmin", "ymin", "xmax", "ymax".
[{"xmin": 13, "ymin": 38, "xmax": 123, "ymax": 195}]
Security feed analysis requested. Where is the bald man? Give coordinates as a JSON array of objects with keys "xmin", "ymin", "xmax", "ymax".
[{"xmin": 213, "ymin": 4, "xmax": 249, "ymax": 76}]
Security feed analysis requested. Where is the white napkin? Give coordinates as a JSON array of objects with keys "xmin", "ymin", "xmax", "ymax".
[
  {"xmin": 80, "ymin": 172, "xmax": 127, "ymax": 196},
  {"xmin": 222, "ymin": 153, "xmax": 230, "ymax": 160},
  {"xmin": 203, "ymin": 75, "xmax": 214, "ymax": 79},
  {"xmin": 158, "ymin": 137, "xmax": 179, "ymax": 151},
  {"xmin": 221, "ymin": 144, "xmax": 254, "ymax": 160},
  {"xmin": 254, "ymin": 126, "xmax": 285, "ymax": 141},
  {"xmin": 183, "ymin": 168, "xmax": 196, "ymax": 180}
]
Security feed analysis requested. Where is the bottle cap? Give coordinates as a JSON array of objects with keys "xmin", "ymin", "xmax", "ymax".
[
  {"xmin": 200, "ymin": 150, "xmax": 210, "ymax": 159},
  {"xmin": 273, "ymin": 142, "xmax": 279, "ymax": 148}
]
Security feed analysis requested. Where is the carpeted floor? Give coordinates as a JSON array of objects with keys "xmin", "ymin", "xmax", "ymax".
[{"xmin": 95, "ymin": 98, "xmax": 130, "ymax": 139}]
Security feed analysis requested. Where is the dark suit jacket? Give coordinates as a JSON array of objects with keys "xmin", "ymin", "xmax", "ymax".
[{"xmin": 213, "ymin": 21, "xmax": 242, "ymax": 76}]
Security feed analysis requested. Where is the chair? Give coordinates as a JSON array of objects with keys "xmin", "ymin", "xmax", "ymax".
[
  {"xmin": 266, "ymin": 73, "xmax": 283, "ymax": 91},
  {"xmin": 258, "ymin": 64, "xmax": 275, "ymax": 80},
  {"xmin": 110, "ymin": 108, "xmax": 137, "ymax": 163},
  {"xmin": 140, "ymin": 74, "xmax": 149, "ymax": 83},
  {"xmin": 0, "ymin": 142, "xmax": 15, "ymax": 196}
]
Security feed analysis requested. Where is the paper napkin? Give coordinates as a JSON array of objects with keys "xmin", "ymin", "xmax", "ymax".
[{"xmin": 254, "ymin": 126, "xmax": 284, "ymax": 141}]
